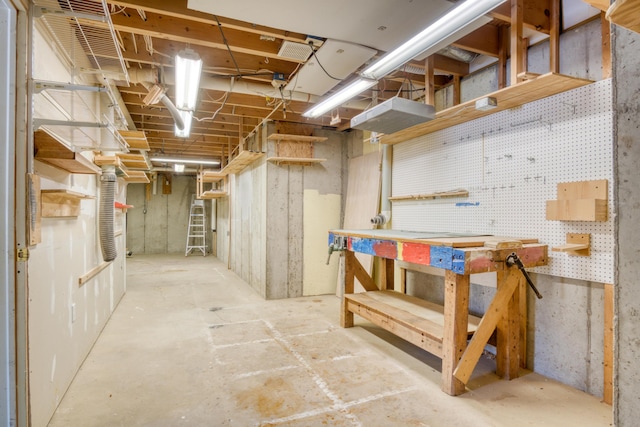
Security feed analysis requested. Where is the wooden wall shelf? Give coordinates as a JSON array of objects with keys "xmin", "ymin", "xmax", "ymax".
[
  {"xmin": 220, "ymin": 150, "xmax": 264, "ymax": 175},
  {"xmin": 267, "ymin": 133, "xmax": 327, "ymax": 167},
  {"xmin": 267, "ymin": 157, "xmax": 326, "ymax": 166},
  {"xmin": 546, "ymin": 180, "xmax": 608, "ymax": 221},
  {"xmin": 41, "ymin": 189, "xmax": 94, "ymax": 218},
  {"xmin": 197, "ymin": 170, "xmax": 228, "ymax": 199},
  {"xmin": 381, "ymin": 73, "xmax": 593, "ymax": 145},
  {"xmin": 389, "ymin": 189, "xmax": 469, "ymax": 201},
  {"xmin": 34, "ymin": 130, "xmax": 101, "ymax": 174},
  {"xmin": 118, "ymin": 130, "xmax": 150, "ymax": 151},
  {"xmin": 606, "ymin": 0, "xmax": 640, "ymax": 34}
]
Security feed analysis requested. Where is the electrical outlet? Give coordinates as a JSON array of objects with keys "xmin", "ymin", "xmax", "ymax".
[{"xmin": 71, "ymin": 303, "xmax": 76, "ymax": 323}]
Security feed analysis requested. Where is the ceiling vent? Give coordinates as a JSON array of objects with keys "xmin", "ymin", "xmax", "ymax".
[
  {"xmin": 277, "ymin": 40, "xmax": 313, "ymax": 62},
  {"xmin": 351, "ymin": 97, "xmax": 435, "ymax": 134}
]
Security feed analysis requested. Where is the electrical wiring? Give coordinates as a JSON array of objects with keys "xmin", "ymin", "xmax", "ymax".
[
  {"xmin": 213, "ymin": 15, "xmax": 242, "ymax": 78},
  {"xmin": 310, "ymin": 48, "xmax": 341, "ymax": 81},
  {"xmin": 193, "ymin": 77, "xmax": 235, "ymax": 122}
]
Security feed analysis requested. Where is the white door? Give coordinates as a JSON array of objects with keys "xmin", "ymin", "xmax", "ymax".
[{"xmin": 0, "ymin": 0, "xmax": 17, "ymax": 423}]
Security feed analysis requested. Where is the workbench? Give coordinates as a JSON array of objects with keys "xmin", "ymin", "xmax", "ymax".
[{"xmin": 328, "ymin": 229, "xmax": 548, "ymax": 395}]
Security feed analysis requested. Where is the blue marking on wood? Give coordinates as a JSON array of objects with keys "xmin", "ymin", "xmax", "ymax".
[
  {"xmin": 455, "ymin": 202, "xmax": 480, "ymax": 207},
  {"xmin": 349, "ymin": 237, "xmax": 377, "ymax": 256},
  {"xmin": 328, "ymin": 232, "xmax": 335, "ymax": 246},
  {"xmin": 451, "ymin": 249, "xmax": 467, "ymax": 274},
  {"xmin": 430, "ymin": 246, "xmax": 453, "ymax": 269}
]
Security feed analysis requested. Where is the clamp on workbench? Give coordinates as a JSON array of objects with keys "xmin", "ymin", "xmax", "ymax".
[{"xmin": 506, "ymin": 252, "xmax": 543, "ymax": 299}]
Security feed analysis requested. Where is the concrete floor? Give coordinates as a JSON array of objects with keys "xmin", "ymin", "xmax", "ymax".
[{"xmin": 49, "ymin": 254, "xmax": 612, "ymax": 426}]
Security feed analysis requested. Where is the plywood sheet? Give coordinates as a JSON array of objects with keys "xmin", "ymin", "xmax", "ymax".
[{"xmin": 340, "ymin": 151, "xmax": 381, "ymax": 293}]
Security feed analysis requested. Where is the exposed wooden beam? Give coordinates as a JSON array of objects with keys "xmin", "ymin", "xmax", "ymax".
[
  {"xmin": 498, "ymin": 25, "xmax": 509, "ymax": 89},
  {"xmin": 433, "ymin": 54, "xmax": 470, "ymax": 76},
  {"xmin": 104, "ymin": 0, "xmax": 308, "ymax": 43},
  {"xmin": 452, "ymin": 24, "xmax": 500, "ymax": 57},
  {"xmin": 490, "ymin": 0, "xmax": 551, "ymax": 34},
  {"xmin": 425, "ymin": 56, "xmax": 435, "ymax": 106},
  {"xmin": 550, "ymin": 0, "xmax": 560, "ymax": 73},
  {"xmin": 601, "ymin": 11, "xmax": 611, "ymax": 79}
]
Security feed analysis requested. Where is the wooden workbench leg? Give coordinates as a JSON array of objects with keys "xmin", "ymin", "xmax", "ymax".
[
  {"xmin": 341, "ymin": 251, "xmax": 356, "ymax": 328},
  {"xmin": 518, "ymin": 273, "xmax": 527, "ymax": 369},
  {"xmin": 380, "ymin": 258, "xmax": 395, "ymax": 291},
  {"xmin": 496, "ymin": 268, "xmax": 521, "ymax": 379},
  {"xmin": 442, "ymin": 271, "xmax": 470, "ymax": 395}
]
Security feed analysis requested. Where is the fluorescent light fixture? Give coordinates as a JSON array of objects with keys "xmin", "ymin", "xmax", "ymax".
[
  {"xmin": 361, "ymin": 0, "xmax": 506, "ymax": 80},
  {"xmin": 301, "ymin": 0, "xmax": 505, "ymax": 120},
  {"xmin": 150, "ymin": 157, "xmax": 220, "ymax": 166},
  {"xmin": 302, "ymin": 78, "xmax": 377, "ymax": 118},
  {"xmin": 174, "ymin": 110, "xmax": 193, "ymax": 138},
  {"xmin": 174, "ymin": 163, "xmax": 185, "ymax": 172},
  {"xmin": 175, "ymin": 48, "xmax": 202, "ymax": 111}
]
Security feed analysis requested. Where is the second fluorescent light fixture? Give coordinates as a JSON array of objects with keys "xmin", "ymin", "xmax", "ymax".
[
  {"xmin": 302, "ymin": 78, "xmax": 377, "ymax": 118},
  {"xmin": 302, "ymin": 0, "xmax": 506, "ymax": 119},
  {"xmin": 175, "ymin": 48, "xmax": 202, "ymax": 112}
]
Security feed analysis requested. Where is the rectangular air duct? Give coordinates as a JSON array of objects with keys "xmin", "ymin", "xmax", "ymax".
[{"xmin": 350, "ymin": 97, "xmax": 435, "ymax": 134}]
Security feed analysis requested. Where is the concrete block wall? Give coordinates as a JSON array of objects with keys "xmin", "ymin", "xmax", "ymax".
[{"xmin": 126, "ymin": 175, "xmax": 200, "ymax": 255}]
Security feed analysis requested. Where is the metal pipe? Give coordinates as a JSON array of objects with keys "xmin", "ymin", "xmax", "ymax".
[{"xmin": 371, "ymin": 144, "xmax": 392, "ymax": 225}]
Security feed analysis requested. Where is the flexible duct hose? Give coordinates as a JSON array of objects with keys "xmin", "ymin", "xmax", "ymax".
[{"xmin": 100, "ymin": 173, "xmax": 117, "ymax": 262}]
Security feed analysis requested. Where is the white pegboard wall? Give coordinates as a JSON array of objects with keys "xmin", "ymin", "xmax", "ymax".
[{"xmin": 392, "ymin": 79, "xmax": 614, "ymax": 283}]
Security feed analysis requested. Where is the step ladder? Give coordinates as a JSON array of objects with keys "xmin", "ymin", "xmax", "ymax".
[{"xmin": 185, "ymin": 195, "xmax": 206, "ymax": 256}]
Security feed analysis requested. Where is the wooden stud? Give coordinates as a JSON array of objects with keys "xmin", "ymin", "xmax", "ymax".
[
  {"xmin": 604, "ymin": 283, "xmax": 613, "ymax": 404},
  {"xmin": 380, "ymin": 258, "xmax": 395, "ymax": 291},
  {"xmin": 425, "ymin": 56, "xmax": 435, "ymax": 106},
  {"xmin": 498, "ymin": 25, "xmax": 509, "ymax": 89},
  {"xmin": 550, "ymin": 0, "xmax": 560, "ymax": 73},
  {"xmin": 441, "ymin": 271, "xmax": 470, "ymax": 395},
  {"xmin": 601, "ymin": 12, "xmax": 612, "ymax": 79},
  {"xmin": 452, "ymin": 75, "xmax": 461, "ymax": 106},
  {"xmin": 400, "ymin": 267, "xmax": 407, "ymax": 294},
  {"xmin": 342, "ymin": 251, "xmax": 356, "ymax": 327},
  {"xmin": 511, "ymin": 0, "xmax": 524, "ymax": 85},
  {"xmin": 496, "ymin": 268, "xmax": 521, "ymax": 379}
]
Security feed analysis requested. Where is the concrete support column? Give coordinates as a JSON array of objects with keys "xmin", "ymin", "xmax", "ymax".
[{"xmin": 612, "ymin": 25, "xmax": 640, "ymax": 425}]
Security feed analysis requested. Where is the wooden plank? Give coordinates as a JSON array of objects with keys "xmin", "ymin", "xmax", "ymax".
[
  {"xmin": 511, "ymin": 0, "xmax": 525, "ymax": 85},
  {"xmin": 484, "ymin": 239, "xmax": 523, "ymax": 249},
  {"xmin": 442, "ymin": 271, "xmax": 470, "ymax": 395},
  {"xmin": 496, "ymin": 268, "xmax": 521, "ymax": 380},
  {"xmin": 340, "ymin": 152, "xmax": 382, "ymax": 292},
  {"xmin": 602, "ymin": 12, "xmax": 612, "ymax": 79},
  {"xmin": 78, "ymin": 261, "xmax": 112, "ymax": 286},
  {"xmin": 586, "ymin": 0, "xmax": 613, "ymax": 11},
  {"xmin": 604, "ymin": 283, "xmax": 614, "ymax": 405},
  {"xmin": 342, "ymin": 251, "xmax": 356, "ymax": 327},
  {"xmin": 267, "ymin": 133, "xmax": 327, "ymax": 143},
  {"xmin": 345, "ymin": 295, "xmax": 443, "ymax": 357},
  {"xmin": 545, "ymin": 199, "xmax": 608, "ymax": 221},
  {"xmin": 118, "ymin": 130, "xmax": 150, "ymax": 151},
  {"xmin": 425, "ymin": 56, "xmax": 435, "ymax": 106},
  {"xmin": 381, "ymin": 258, "xmax": 394, "ymax": 291},
  {"xmin": 550, "ymin": 0, "xmax": 560, "ymax": 73},
  {"xmin": 41, "ymin": 190, "xmax": 93, "ymax": 218},
  {"xmin": 557, "ymin": 179, "xmax": 608, "ymax": 200},
  {"xmin": 350, "ymin": 251, "xmax": 379, "ymax": 292},
  {"xmin": 454, "ymin": 268, "xmax": 520, "ymax": 384},
  {"xmin": 381, "ymin": 73, "xmax": 593, "ymax": 145},
  {"xmin": 123, "ymin": 170, "xmax": 150, "ymax": 183},
  {"xmin": 389, "ymin": 189, "xmax": 468, "ymax": 201},
  {"xmin": 607, "ymin": 0, "xmax": 640, "ymax": 33},
  {"xmin": 34, "ymin": 130, "xmax": 101, "ymax": 174},
  {"xmin": 267, "ymin": 157, "xmax": 326, "ymax": 166},
  {"xmin": 220, "ymin": 150, "xmax": 264, "ymax": 175}
]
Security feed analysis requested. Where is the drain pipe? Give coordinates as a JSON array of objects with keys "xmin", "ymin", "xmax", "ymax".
[
  {"xmin": 371, "ymin": 144, "xmax": 392, "ymax": 226},
  {"xmin": 100, "ymin": 166, "xmax": 118, "ymax": 262}
]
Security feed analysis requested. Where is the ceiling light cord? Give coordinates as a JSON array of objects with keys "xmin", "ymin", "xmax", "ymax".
[
  {"xmin": 310, "ymin": 47, "xmax": 342, "ymax": 81},
  {"xmin": 214, "ymin": 15, "xmax": 243, "ymax": 78}
]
